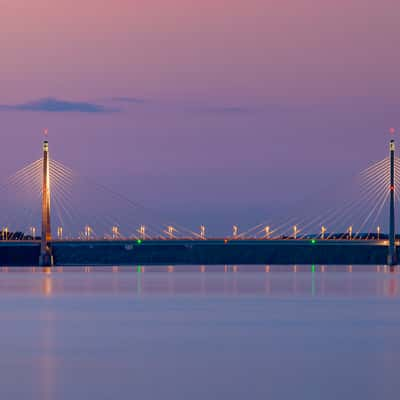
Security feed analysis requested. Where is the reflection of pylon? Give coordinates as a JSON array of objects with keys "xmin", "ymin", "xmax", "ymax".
[{"xmin": 39, "ymin": 137, "xmax": 54, "ymax": 266}]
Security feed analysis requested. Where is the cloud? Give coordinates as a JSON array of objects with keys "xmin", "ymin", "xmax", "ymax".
[
  {"xmin": 201, "ymin": 106, "xmax": 251, "ymax": 114},
  {"xmin": 111, "ymin": 97, "xmax": 146, "ymax": 104},
  {"xmin": 193, "ymin": 103, "xmax": 312, "ymax": 115},
  {"xmin": 0, "ymin": 97, "xmax": 117, "ymax": 113},
  {"xmin": 191, "ymin": 105, "xmax": 258, "ymax": 115}
]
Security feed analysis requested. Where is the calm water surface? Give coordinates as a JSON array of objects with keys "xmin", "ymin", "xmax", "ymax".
[{"xmin": 0, "ymin": 265, "xmax": 399, "ymax": 399}]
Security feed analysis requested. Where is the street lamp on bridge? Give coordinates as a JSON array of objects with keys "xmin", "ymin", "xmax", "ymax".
[
  {"xmin": 167, "ymin": 225, "xmax": 175, "ymax": 239},
  {"xmin": 84, "ymin": 225, "xmax": 92, "ymax": 240},
  {"xmin": 348, "ymin": 226, "xmax": 353, "ymax": 240},
  {"xmin": 200, "ymin": 225, "xmax": 206, "ymax": 239},
  {"xmin": 233, "ymin": 225, "xmax": 238, "ymax": 238},
  {"xmin": 112, "ymin": 226, "xmax": 119, "ymax": 239},
  {"xmin": 138, "ymin": 225, "xmax": 146, "ymax": 240},
  {"xmin": 2, "ymin": 227, "xmax": 8, "ymax": 241}
]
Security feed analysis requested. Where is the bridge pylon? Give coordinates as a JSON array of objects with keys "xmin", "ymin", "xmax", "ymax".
[
  {"xmin": 388, "ymin": 139, "xmax": 397, "ymax": 266},
  {"xmin": 39, "ymin": 137, "xmax": 54, "ymax": 267}
]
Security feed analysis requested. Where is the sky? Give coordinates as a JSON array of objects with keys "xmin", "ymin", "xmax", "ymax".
[{"xmin": 1, "ymin": 0, "xmax": 400, "ymax": 235}]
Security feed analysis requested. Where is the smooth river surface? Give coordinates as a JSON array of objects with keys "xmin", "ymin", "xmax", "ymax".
[{"xmin": 0, "ymin": 265, "xmax": 400, "ymax": 399}]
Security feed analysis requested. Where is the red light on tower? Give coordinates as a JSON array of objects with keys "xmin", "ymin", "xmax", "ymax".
[{"xmin": 389, "ymin": 128, "xmax": 396, "ymax": 135}]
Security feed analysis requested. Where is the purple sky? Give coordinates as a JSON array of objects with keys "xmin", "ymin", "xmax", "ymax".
[{"xmin": 1, "ymin": 0, "xmax": 400, "ymax": 235}]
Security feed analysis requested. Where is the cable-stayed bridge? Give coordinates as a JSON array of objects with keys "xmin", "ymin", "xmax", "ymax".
[{"xmin": 0, "ymin": 136, "xmax": 399, "ymax": 266}]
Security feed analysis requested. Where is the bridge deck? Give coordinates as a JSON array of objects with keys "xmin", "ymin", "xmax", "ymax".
[
  {"xmin": 0, "ymin": 239, "xmax": 392, "ymax": 265},
  {"xmin": 0, "ymin": 239, "xmax": 390, "ymax": 245}
]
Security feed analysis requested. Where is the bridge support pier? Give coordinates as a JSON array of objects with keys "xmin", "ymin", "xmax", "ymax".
[
  {"xmin": 39, "ymin": 251, "xmax": 54, "ymax": 267},
  {"xmin": 388, "ymin": 139, "xmax": 397, "ymax": 266}
]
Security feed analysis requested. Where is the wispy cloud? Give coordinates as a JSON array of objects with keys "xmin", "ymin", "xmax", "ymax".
[
  {"xmin": 111, "ymin": 97, "xmax": 146, "ymax": 104},
  {"xmin": 0, "ymin": 97, "xmax": 117, "ymax": 113},
  {"xmin": 193, "ymin": 103, "xmax": 310, "ymax": 115},
  {"xmin": 199, "ymin": 106, "xmax": 252, "ymax": 114}
]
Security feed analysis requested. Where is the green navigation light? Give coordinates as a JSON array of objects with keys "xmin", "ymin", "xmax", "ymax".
[
  {"xmin": 137, "ymin": 239, "xmax": 142, "ymax": 244},
  {"xmin": 311, "ymin": 239, "xmax": 316, "ymax": 244}
]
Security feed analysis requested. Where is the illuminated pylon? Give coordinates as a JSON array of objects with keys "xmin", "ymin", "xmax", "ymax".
[
  {"xmin": 388, "ymin": 139, "xmax": 397, "ymax": 265},
  {"xmin": 39, "ymin": 135, "xmax": 54, "ymax": 266},
  {"xmin": 233, "ymin": 225, "xmax": 238, "ymax": 238},
  {"xmin": 321, "ymin": 226, "xmax": 326, "ymax": 239},
  {"xmin": 377, "ymin": 226, "xmax": 381, "ymax": 240},
  {"xmin": 293, "ymin": 225, "xmax": 298, "ymax": 239},
  {"xmin": 200, "ymin": 225, "xmax": 206, "ymax": 239},
  {"xmin": 265, "ymin": 226, "xmax": 270, "ymax": 239},
  {"xmin": 57, "ymin": 226, "xmax": 63, "ymax": 240},
  {"xmin": 30, "ymin": 226, "xmax": 36, "ymax": 239}
]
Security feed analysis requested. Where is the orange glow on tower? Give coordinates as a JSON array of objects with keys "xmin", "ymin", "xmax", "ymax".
[{"xmin": 39, "ymin": 135, "xmax": 54, "ymax": 266}]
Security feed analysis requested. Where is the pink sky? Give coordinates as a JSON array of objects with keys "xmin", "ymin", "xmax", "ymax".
[
  {"xmin": 1, "ymin": 0, "xmax": 400, "ymax": 234},
  {"xmin": 2, "ymin": 0, "xmax": 400, "ymax": 100}
]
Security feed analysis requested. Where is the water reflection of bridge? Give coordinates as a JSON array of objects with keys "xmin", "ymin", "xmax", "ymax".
[{"xmin": 0, "ymin": 265, "xmax": 399, "ymax": 298}]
